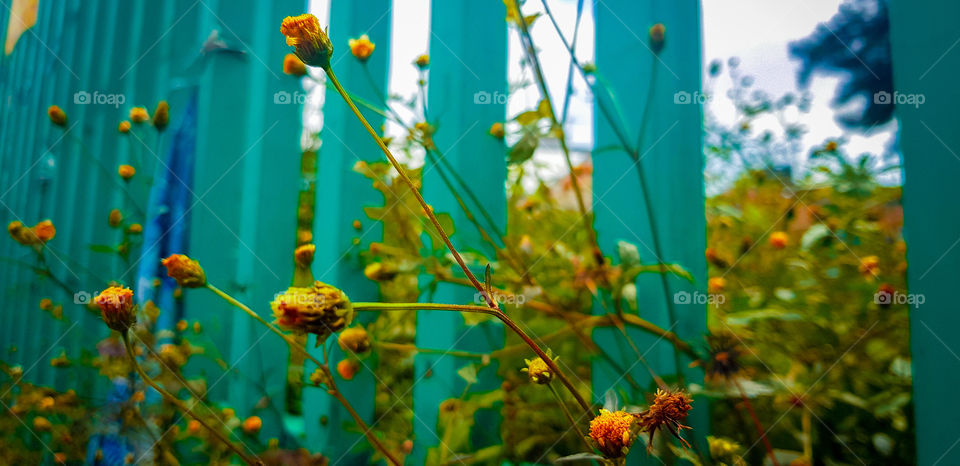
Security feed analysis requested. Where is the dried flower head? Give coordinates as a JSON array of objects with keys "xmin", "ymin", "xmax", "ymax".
[
  {"xmin": 118, "ymin": 164, "xmax": 135, "ymax": 180},
  {"xmin": 649, "ymin": 23, "xmax": 666, "ymax": 52},
  {"xmin": 294, "ymin": 243, "xmax": 315, "ymax": 269},
  {"xmin": 697, "ymin": 332, "xmax": 742, "ymax": 381},
  {"xmin": 161, "ymin": 254, "xmax": 207, "ymax": 288},
  {"xmin": 152, "ymin": 101, "xmax": 169, "ymax": 131},
  {"xmin": 588, "ymin": 409, "xmax": 636, "ymax": 458},
  {"xmin": 281, "ymin": 14, "xmax": 333, "ymax": 69},
  {"xmin": 338, "ymin": 327, "xmax": 371, "ymax": 354},
  {"xmin": 348, "ymin": 34, "xmax": 375, "ymax": 61},
  {"xmin": 271, "ymin": 281, "xmax": 353, "ymax": 343},
  {"xmin": 48, "ymin": 105, "xmax": 67, "ymax": 127},
  {"xmin": 118, "ymin": 121, "xmax": 131, "ymax": 133},
  {"xmin": 129, "ymin": 107, "xmax": 150, "ymax": 123},
  {"xmin": 283, "ymin": 53, "xmax": 307, "ymax": 76},
  {"xmin": 94, "ymin": 286, "xmax": 136, "ymax": 332},
  {"xmin": 414, "ymin": 54, "xmax": 429, "ymax": 69},
  {"xmin": 769, "ymin": 231, "xmax": 788, "ymax": 249},
  {"xmin": 638, "ymin": 389, "xmax": 693, "ymax": 449}
]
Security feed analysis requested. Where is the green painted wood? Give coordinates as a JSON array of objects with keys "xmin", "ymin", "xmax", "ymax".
[
  {"xmin": 888, "ymin": 1, "xmax": 960, "ymax": 464},
  {"xmin": 591, "ymin": 0, "xmax": 707, "ymax": 455},
  {"xmin": 411, "ymin": 2, "xmax": 508, "ymax": 464},
  {"xmin": 304, "ymin": 0, "xmax": 391, "ymax": 462}
]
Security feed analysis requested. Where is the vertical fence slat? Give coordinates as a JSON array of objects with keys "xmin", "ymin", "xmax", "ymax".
[
  {"xmin": 591, "ymin": 0, "xmax": 707, "ymax": 448},
  {"xmin": 888, "ymin": 0, "xmax": 960, "ymax": 463},
  {"xmin": 411, "ymin": 2, "xmax": 508, "ymax": 463},
  {"xmin": 305, "ymin": 0, "xmax": 391, "ymax": 462}
]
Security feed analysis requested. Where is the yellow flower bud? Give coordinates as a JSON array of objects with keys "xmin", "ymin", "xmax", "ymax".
[
  {"xmin": 281, "ymin": 14, "xmax": 333, "ymax": 69},
  {"xmin": 94, "ymin": 286, "xmax": 136, "ymax": 332},
  {"xmin": 338, "ymin": 327, "xmax": 371, "ymax": 354},
  {"xmin": 129, "ymin": 107, "xmax": 150, "ymax": 123},
  {"xmin": 271, "ymin": 281, "xmax": 353, "ymax": 342},
  {"xmin": 283, "ymin": 53, "xmax": 307, "ymax": 76},
  {"xmin": 348, "ymin": 34, "xmax": 375, "ymax": 61},
  {"xmin": 48, "ymin": 105, "xmax": 67, "ymax": 126},
  {"xmin": 294, "ymin": 243, "xmax": 315, "ymax": 269},
  {"xmin": 152, "ymin": 101, "xmax": 169, "ymax": 131},
  {"xmin": 161, "ymin": 254, "xmax": 206, "ymax": 288}
]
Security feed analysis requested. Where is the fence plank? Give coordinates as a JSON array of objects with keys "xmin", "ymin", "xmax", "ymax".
[
  {"xmin": 303, "ymin": 0, "xmax": 392, "ymax": 462},
  {"xmin": 591, "ymin": 0, "xmax": 707, "ymax": 453},
  {"xmin": 888, "ymin": 1, "xmax": 960, "ymax": 464},
  {"xmin": 411, "ymin": 2, "xmax": 508, "ymax": 463}
]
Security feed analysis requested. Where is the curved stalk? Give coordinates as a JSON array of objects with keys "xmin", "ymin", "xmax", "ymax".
[
  {"xmin": 204, "ymin": 284, "xmax": 402, "ymax": 466},
  {"xmin": 121, "ymin": 333, "xmax": 261, "ymax": 465},
  {"xmin": 547, "ymin": 382, "xmax": 592, "ymax": 452}
]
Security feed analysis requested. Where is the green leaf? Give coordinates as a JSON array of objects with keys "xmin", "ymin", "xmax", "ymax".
[
  {"xmin": 457, "ymin": 364, "xmax": 478, "ymax": 385},
  {"xmin": 508, "ymin": 131, "xmax": 539, "ymax": 164},
  {"xmin": 801, "ymin": 223, "xmax": 831, "ymax": 249},
  {"xmin": 556, "ymin": 453, "xmax": 606, "ymax": 463}
]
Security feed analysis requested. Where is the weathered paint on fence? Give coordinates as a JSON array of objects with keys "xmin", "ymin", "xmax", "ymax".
[{"xmin": 888, "ymin": 1, "xmax": 960, "ymax": 464}]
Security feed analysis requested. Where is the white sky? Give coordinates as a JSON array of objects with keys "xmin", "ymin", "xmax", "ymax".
[{"xmin": 307, "ymin": 0, "xmax": 898, "ymax": 188}]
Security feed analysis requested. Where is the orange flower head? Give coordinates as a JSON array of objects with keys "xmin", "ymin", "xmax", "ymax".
[
  {"xmin": 336, "ymin": 359, "xmax": 357, "ymax": 380},
  {"xmin": 242, "ymin": 416, "xmax": 262, "ymax": 434},
  {"xmin": 187, "ymin": 419, "xmax": 201, "ymax": 435},
  {"xmin": 152, "ymin": 101, "xmax": 169, "ymax": 131},
  {"xmin": 489, "ymin": 122, "xmax": 505, "ymax": 139},
  {"xmin": 769, "ymin": 231, "xmax": 788, "ymax": 249},
  {"xmin": 859, "ymin": 255, "xmax": 880, "ymax": 277},
  {"xmin": 281, "ymin": 14, "xmax": 333, "ymax": 68},
  {"xmin": 271, "ymin": 281, "xmax": 353, "ymax": 342},
  {"xmin": 33, "ymin": 416, "xmax": 52, "ymax": 432},
  {"xmin": 32, "ymin": 220, "xmax": 56, "ymax": 243},
  {"xmin": 707, "ymin": 276, "xmax": 726, "ymax": 293},
  {"xmin": 161, "ymin": 254, "xmax": 206, "ymax": 288},
  {"xmin": 94, "ymin": 286, "xmax": 136, "ymax": 332},
  {"xmin": 348, "ymin": 34, "xmax": 375, "ymax": 61},
  {"xmin": 414, "ymin": 54, "xmax": 429, "ymax": 69},
  {"xmin": 118, "ymin": 164, "xmax": 135, "ymax": 180},
  {"xmin": 294, "ymin": 243, "xmax": 315, "ymax": 269},
  {"xmin": 649, "ymin": 23, "xmax": 666, "ymax": 52},
  {"xmin": 589, "ymin": 409, "xmax": 636, "ymax": 458},
  {"xmin": 108, "ymin": 209, "xmax": 123, "ymax": 227},
  {"xmin": 127, "ymin": 223, "xmax": 143, "ymax": 234},
  {"xmin": 118, "ymin": 121, "xmax": 131, "ymax": 133},
  {"xmin": 638, "ymin": 389, "xmax": 693, "ymax": 449},
  {"xmin": 48, "ymin": 105, "xmax": 67, "ymax": 126},
  {"xmin": 337, "ymin": 327, "xmax": 371, "ymax": 354},
  {"xmin": 283, "ymin": 53, "xmax": 307, "ymax": 76},
  {"xmin": 129, "ymin": 107, "xmax": 150, "ymax": 123},
  {"xmin": 39, "ymin": 298, "xmax": 53, "ymax": 311}
]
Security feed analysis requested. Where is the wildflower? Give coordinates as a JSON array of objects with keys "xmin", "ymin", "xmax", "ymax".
[
  {"xmin": 118, "ymin": 121, "xmax": 131, "ymax": 133},
  {"xmin": 280, "ymin": 14, "xmax": 333, "ymax": 69},
  {"xmin": 521, "ymin": 353, "xmax": 558, "ymax": 385},
  {"xmin": 271, "ymin": 281, "xmax": 354, "ymax": 342},
  {"xmin": 310, "ymin": 367, "xmax": 331, "ymax": 387},
  {"xmin": 338, "ymin": 327, "xmax": 371, "ymax": 354},
  {"xmin": 348, "ymin": 34, "xmax": 375, "ymax": 61},
  {"xmin": 363, "ymin": 262, "xmax": 395, "ymax": 281},
  {"xmin": 118, "ymin": 164, "xmax": 135, "ymax": 180},
  {"xmin": 242, "ymin": 416, "xmax": 262, "ymax": 434},
  {"xmin": 859, "ymin": 255, "xmax": 880, "ymax": 277},
  {"xmin": 94, "ymin": 286, "xmax": 136, "ymax": 332},
  {"xmin": 637, "ymin": 389, "xmax": 693, "ymax": 449},
  {"xmin": 187, "ymin": 419, "xmax": 201, "ymax": 435},
  {"xmin": 768, "ymin": 231, "xmax": 788, "ymax": 249},
  {"xmin": 707, "ymin": 276, "xmax": 726, "ymax": 293},
  {"xmin": 283, "ymin": 53, "xmax": 307, "ymax": 76},
  {"xmin": 39, "ymin": 298, "xmax": 53, "ymax": 311},
  {"xmin": 414, "ymin": 54, "xmax": 429, "ymax": 69},
  {"xmin": 176, "ymin": 319, "xmax": 188, "ymax": 332},
  {"xmin": 402, "ymin": 439, "xmax": 414, "ymax": 454},
  {"xmin": 696, "ymin": 333, "xmax": 742, "ymax": 381},
  {"xmin": 161, "ymin": 254, "xmax": 207, "ymax": 288},
  {"xmin": 489, "ymin": 122, "xmax": 505, "ymax": 139},
  {"xmin": 352, "ymin": 219, "xmax": 362, "ymax": 230},
  {"xmin": 588, "ymin": 409, "xmax": 636, "ymax": 458},
  {"xmin": 48, "ymin": 105, "xmax": 67, "ymax": 126},
  {"xmin": 33, "ymin": 416, "xmax": 52, "ymax": 432},
  {"xmin": 33, "ymin": 220, "xmax": 55, "ymax": 243},
  {"xmin": 129, "ymin": 107, "xmax": 150, "ymax": 123},
  {"xmin": 337, "ymin": 359, "xmax": 358, "ymax": 380},
  {"xmin": 708, "ymin": 436, "xmax": 745, "ymax": 464},
  {"xmin": 294, "ymin": 243, "xmax": 315, "ymax": 269},
  {"xmin": 222, "ymin": 408, "xmax": 235, "ymax": 419},
  {"xmin": 825, "ymin": 140, "xmax": 838, "ymax": 152},
  {"xmin": 152, "ymin": 101, "xmax": 169, "ymax": 131},
  {"xmin": 108, "ymin": 209, "xmax": 123, "ymax": 227},
  {"xmin": 39, "ymin": 396, "xmax": 55, "ymax": 410},
  {"xmin": 127, "ymin": 223, "xmax": 143, "ymax": 234},
  {"xmin": 54, "ymin": 453, "xmax": 66, "ymax": 464},
  {"xmin": 649, "ymin": 23, "xmax": 666, "ymax": 53},
  {"xmin": 193, "ymin": 321, "xmax": 202, "ymax": 333}
]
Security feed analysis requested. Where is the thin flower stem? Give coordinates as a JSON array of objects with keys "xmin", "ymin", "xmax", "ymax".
[
  {"xmin": 204, "ymin": 284, "xmax": 402, "ymax": 466},
  {"xmin": 735, "ymin": 379, "xmax": 780, "ymax": 466},
  {"xmin": 547, "ymin": 382, "xmax": 593, "ymax": 452},
  {"xmin": 120, "ymin": 333, "xmax": 261, "ymax": 465},
  {"xmin": 352, "ymin": 302, "xmax": 592, "ymax": 413},
  {"xmin": 375, "ymin": 342, "xmax": 487, "ymax": 360}
]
